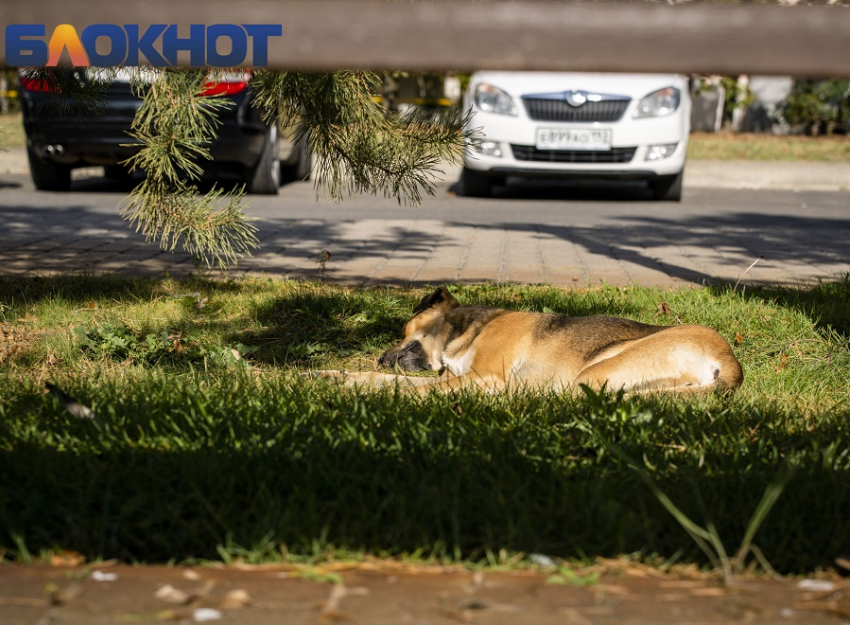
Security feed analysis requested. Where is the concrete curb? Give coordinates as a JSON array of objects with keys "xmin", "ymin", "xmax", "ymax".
[
  {"xmin": 2, "ymin": 147, "xmax": 847, "ymax": 191},
  {"xmin": 684, "ymin": 160, "xmax": 850, "ymax": 192}
]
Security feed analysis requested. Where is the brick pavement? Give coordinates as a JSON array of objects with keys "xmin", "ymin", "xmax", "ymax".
[
  {"xmin": 1, "ymin": 159, "xmax": 848, "ymax": 288},
  {"xmin": 2, "ymin": 213, "xmax": 848, "ymax": 288}
]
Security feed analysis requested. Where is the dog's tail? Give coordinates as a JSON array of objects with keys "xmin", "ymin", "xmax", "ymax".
[{"xmin": 713, "ymin": 349, "xmax": 744, "ymax": 392}]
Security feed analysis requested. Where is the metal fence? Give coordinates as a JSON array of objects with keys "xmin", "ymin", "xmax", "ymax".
[{"xmin": 2, "ymin": 1, "xmax": 849, "ymax": 76}]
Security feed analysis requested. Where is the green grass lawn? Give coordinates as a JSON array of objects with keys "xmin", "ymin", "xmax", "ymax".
[
  {"xmin": 1, "ymin": 276, "xmax": 849, "ymax": 573},
  {"xmin": 688, "ymin": 131, "xmax": 850, "ymax": 162}
]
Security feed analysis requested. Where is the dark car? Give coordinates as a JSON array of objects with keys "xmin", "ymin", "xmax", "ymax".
[{"xmin": 18, "ymin": 69, "xmax": 310, "ymax": 194}]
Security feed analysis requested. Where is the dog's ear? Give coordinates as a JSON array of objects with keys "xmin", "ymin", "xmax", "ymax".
[{"xmin": 413, "ymin": 286, "xmax": 459, "ymax": 315}]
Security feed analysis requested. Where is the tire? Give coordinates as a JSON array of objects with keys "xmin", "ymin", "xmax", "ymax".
[
  {"xmin": 27, "ymin": 146, "xmax": 71, "ymax": 192},
  {"xmin": 651, "ymin": 169, "xmax": 684, "ymax": 202},
  {"xmin": 461, "ymin": 167, "xmax": 494, "ymax": 198},
  {"xmin": 246, "ymin": 124, "xmax": 281, "ymax": 195}
]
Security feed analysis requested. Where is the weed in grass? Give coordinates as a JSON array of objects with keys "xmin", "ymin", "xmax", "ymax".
[
  {"xmin": 576, "ymin": 386, "xmax": 808, "ymax": 582},
  {"xmin": 546, "ymin": 568, "xmax": 600, "ymax": 586},
  {"xmin": 73, "ymin": 322, "xmax": 258, "ymax": 368},
  {"xmin": 296, "ymin": 569, "xmax": 344, "ymax": 585}
]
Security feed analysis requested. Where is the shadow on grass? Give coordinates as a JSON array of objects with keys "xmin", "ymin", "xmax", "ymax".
[
  {"xmin": 0, "ymin": 379, "xmax": 847, "ymax": 574},
  {"xmin": 0, "ymin": 274, "xmax": 248, "ymax": 310},
  {"xmin": 235, "ymin": 284, "xmax": 644, "ymax": 366}
]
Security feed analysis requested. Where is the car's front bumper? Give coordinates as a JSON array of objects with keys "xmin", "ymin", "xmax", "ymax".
[{"xmin": 463, "ymin": 108, "xmax": 689, "ymax": 179}]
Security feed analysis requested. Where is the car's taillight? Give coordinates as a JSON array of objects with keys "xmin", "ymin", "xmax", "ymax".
[
  {"xmin": 200, "ymin": 71, "xmax": 251, "ymax": 97},
  {"xmin": 200, "ymin": 80, "xmax": 248, "ymax": 97},
  {"xmin": 20, "ymin": 78, "xmax": 60, "ymax": 93}
]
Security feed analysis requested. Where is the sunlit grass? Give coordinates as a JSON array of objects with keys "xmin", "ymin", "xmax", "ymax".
[
  {"xmin": 688, "ymin": 131, "xmax": 850, "ymax": 162},
  {"xmin": 0, "ymin": 112, "xmax": 25, "ymax": 149}
]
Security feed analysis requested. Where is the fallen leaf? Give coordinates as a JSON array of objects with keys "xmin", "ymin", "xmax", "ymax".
[
  {"xmin": 50, "ymin": 550, "xmax": 85, "ymax": 567},
  {"xmin": 155, "ymin": 584, "xmax": 192, "ymax": 605},
  {"xmin": 734, "ymin": 332, "xmax": 744, "ymax": 346},
  {"xmin": 220, "ymin": 589, "xmax": 251, "ymax": 611},
  {"xmin": 657, "ymin": 302, "xmax": 671, "ymax": 315},
  {"xmin": 45, "ymin": 581, "xmax": 83, "ymax": 606},
  {"xmin": 776, "ymin": 353, "xmax": 788, "ymax": 372},
  {"xmin": 690, "ymin": 587, "xmax": 726, "ymax": 597},
  {"xmin": 319, "ymin": 608, "xmax": 350, "ymax": 623}
]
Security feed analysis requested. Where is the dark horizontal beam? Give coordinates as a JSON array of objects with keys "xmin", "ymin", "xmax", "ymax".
[{"xmin": 2, "ymin": 1, "xmax": 849, "ymax": 76}]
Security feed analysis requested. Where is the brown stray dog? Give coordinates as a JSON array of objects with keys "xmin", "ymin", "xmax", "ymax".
[{"xmin": 311, "ymin": 287, "xmax": 743, "ymax": 395}]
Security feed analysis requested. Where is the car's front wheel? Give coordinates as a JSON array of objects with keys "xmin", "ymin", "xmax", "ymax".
[
  {"xmin": 461, "ymin": 167, "xmax": 495, "ymax": 198},
  {"xmin": 246, "ymin": 125, "xmax": 281, "ymax": 195},
  {"xmin": 27, "ymin": 146, "xmax": 71, "ymax": 192},
  {"xmin": 651, "ymin": 169, "xmax": 684, "ymax": 202}
]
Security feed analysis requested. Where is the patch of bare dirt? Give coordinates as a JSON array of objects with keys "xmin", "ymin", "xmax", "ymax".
[
  {"xmin": 0, "ymin": 562, "xmax": 846, "ymax": 624},
  {"xmin": 0, "ymin": 325, "xmax": 35, "ymax": 363}
]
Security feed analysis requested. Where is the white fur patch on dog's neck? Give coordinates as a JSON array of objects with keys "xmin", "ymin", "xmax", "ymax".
[{"xmin": 441, "ymin": 349, "xmax": 475, "ymax": 377}]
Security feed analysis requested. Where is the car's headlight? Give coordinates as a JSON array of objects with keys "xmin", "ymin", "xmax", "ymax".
[
  {"xmin": 634, "ymin": 87, "xmax": 681, "ymax": 118},
  {"xmin": 473, "ymin": 83, "xmax": 517, "ymax": 116}
]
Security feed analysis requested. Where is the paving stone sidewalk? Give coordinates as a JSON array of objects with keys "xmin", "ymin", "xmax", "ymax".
[{"xmin": 1, "ymin": 154, "xmax": 848, "ymax": 288}]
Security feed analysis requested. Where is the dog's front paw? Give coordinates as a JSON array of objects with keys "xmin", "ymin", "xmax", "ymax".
[{"xmin": 301, "ymin": 370, "xmax": 349, "ymax": 382}]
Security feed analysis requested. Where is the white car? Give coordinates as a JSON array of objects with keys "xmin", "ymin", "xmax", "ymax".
[{"xmin": 462, "ymin": 72, "xmax": 691, "ymax": 201}]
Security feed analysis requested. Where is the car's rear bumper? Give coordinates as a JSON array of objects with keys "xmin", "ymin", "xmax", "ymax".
[
  {"xmin": 21, "ymin": 88, "xmax": 269, "ymax": 170},
  {"xmin": 24, "ymin": 121, "xmax": 267, "ymax": 169}
]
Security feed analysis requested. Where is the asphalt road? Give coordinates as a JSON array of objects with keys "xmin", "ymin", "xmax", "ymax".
[{"xmin": 1, "ymin": 171, "xmax": 848, "ymax": 287}]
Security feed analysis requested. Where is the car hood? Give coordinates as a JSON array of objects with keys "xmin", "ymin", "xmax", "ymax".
[{"xmin": 469, "ymin": 72, "xmax": 689, "ymax": 100}]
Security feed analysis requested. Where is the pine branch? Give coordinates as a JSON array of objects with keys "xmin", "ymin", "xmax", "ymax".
[
  {"xmin": 120, "ymin": 68, "xmax": 258, "ymax": 269},
  {"xmin": 250, "ymin": 70, "xmax": 473, "ymax": 206},
  {"xmin": 19, "ymin": 67, "xmax": 112, "ymax": 116}
]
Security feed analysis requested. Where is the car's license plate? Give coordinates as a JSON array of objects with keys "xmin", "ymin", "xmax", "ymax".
[{"xmin": 535, "ymin": 128, "xmax": 612, "ymax": 151}]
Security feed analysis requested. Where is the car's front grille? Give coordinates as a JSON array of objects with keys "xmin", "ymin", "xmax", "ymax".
[
  {"xmin": 522, "ymin": 97, "xmax": 630, "ymax": 122},
  {"xmin": 511, "ymin": 145, "xmax": 637, "ymax": 164}
]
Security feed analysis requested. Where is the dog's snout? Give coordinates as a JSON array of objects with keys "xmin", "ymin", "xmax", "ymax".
[
  {"xmin": 378, "ymin": 340, "xmax": 430, "ymax": 372},
  {"xmin": 378, "ymin": 349, "xmax": 398, "ymax": 368}
]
